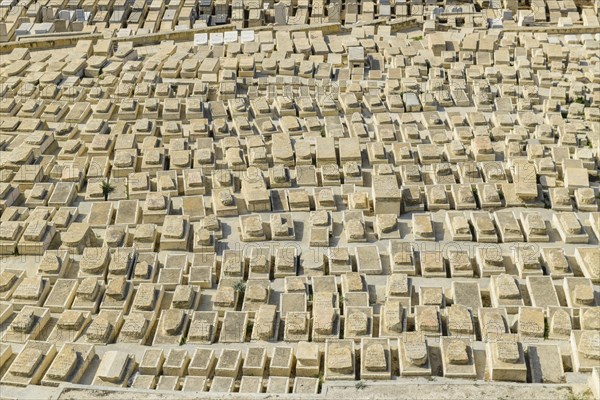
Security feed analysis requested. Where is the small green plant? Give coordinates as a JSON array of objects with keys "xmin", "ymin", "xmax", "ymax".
[
  {"xmin": 573, "ymin": 97, "xmax": 586, "ymax": 105},
  {"xmin": 233, "ymin": 280, "xmax": 246, "ymax": 294},
  {"xmin": 355, "ymin": 380, "xmax": 367, "ymax": 390},
  {"xmin": 101, "ymin": 179, "xmax": 115, "ymax": 201},
  {"xmin": 413, "ymin": 35, "xmax": 423, "ymax": 41}
]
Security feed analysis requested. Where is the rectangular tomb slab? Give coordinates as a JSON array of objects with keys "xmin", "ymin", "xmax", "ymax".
[
  {"xmin": 243, "ymin": 347, "xmax": 267, "ymax": 377},
  {"xmin": 293, "ymin": 377, "xmax": 319, "ymax": 394},
  {"xmin": 575, "ymin": 247, "xmax": 600, "ymax": 284},
  {"xmin": 563, "ymin": 277, "xmax": 597, "ymax": 308},
  {"xmin": 171, "ymin": 284, "xmax": 201, "ymax": 311},
  {"xmin": 494, "ymin": 211, "xmax": 524, "ymax": 242},
  {"xmin": 47, "ymin": 310, "xmax": 91, "ymax": 345},
  {"xmin": 163, "ymin": 349, "xmax": 191, "ymax": 377},
  {"xmin": 246, "ymin": 246, "xmax": 272, "ymax": 280},
  {"xmin": 139, "ymin": 348, "xmax": 165, "ymax": 376},
  {"xmin": 0, "ymin": 269, "xmax": 24, "ymax": 301},
  {"xmin": 100, "ymin": 277, "xmax": 133, "ymax": 313},
  {"xmin": 571, "ymin": 330, "xmax": 600, "ymax": 373},
  {"xmin": 521, "ymin": 212, "xmax": 550, "ymax": 242},
  {"xmin": 153, "ymin": 309, "xmax": 190, "ymax": 345},
  {"xmin": 490, "ymin": 274, "xmax": 523, "ymax": 313},
  {"xmin": 379, "ymin": 299, "xmax": 406, "ymax": 338},
  {"xmin": 93, "ymin": 351, "xmax": 137, "ymax": 387},
  {"xmin": 44, "ymin": 278, "xmax": 78, "ymax": 312},
  {"xmin": 72, "ymin": 278, "xmax": 104, "ymax": 313},
  {"xmin": 386, "ymin": 273, "xmax": 411, "ymax": 299},
  {"xmin": 486, "ymin": 337, "xmax": 527, "ymax": 382},
  {"xmin": 266, "ymin": 376, "xmax": 289, "ymax": 394},
  {"xmin": 270, "ymin": 346, "xmax": 295, "ymax": 377},
  {"xmin": 214, "ymin": 349, "xmax": 242, "ymax": 378},
  {"xmin": 553, "ymin": 213, "xmax": 588, "ymax": 243},
  {"xmin": 182, "ymin": 376, "xmax": 207, "ymax": 392},
  {"xmin": 82, "ymin": 310, "xmax": 124, "ymax": 345},
  {"xmin": 242, "ymin": 279, "xmax": 271, "ymax": 315},
  {"xmin": 445, "ymin": 304, "xmax": 475, "ymax": 339},
  {"xmin": 514, "ymin": 246, "xmax": 543, "ymax": 278},
  {"xmin": 188, "ymin": 348, "xmax": 216, "ymax": 377},
  {"xmin": 2, "ymin": 305, "xmax": 50, "ymax": 343},
  {"xmin": 41, "ymin": 343, "xmax": 95, "ymax": 387},
  {"xmin": 344, "ymin": 306, "xmax": 374, "ymax": 340},
  {"xmin": 284, "ymin": 311, "xmax": 311, "ymax": 342},
  {"xmin": 517, "ymin": 307, "xmax": 545, "ymax": 340},
  {"xmin": 157, "ymin": 375, "xmax": 180, "ymax": 391},
  {"xmin": 36, "ymin": 250, "xmax": 71, "ymax": 283},
  {"xmin": 187, "ymin": 311, "xmax": 219, "ymax": 344},
  {"xmin": 78, "ymin": 247, "xmax": 110, "ymax": 279},
  {"xmin": 440, "ymin": 337, "xmax": 477, "ymax": 379},
  {"xmin": 0, "ymin": 343, "xmax": 13, "ymax": 369},
  {"xmin": 445, "ymin": 211, "xmax": 473, "ymax": 241},
  {"xmin": 528, "ymin": 344, "xmax": 565, "ymax": 384},
  {"xmin": 87, "ymin": 201, "xmax": 114, "ymax": 228},
  {"xmin": 541, "ymin": 248, "xmax": 573, "ymax": 278},
  {"xmin": 478, "ymin": 307, "xmax": 509, "ymax": 342},
  {"xmin": 239, "ymin": 376, "xmax": 263, "ymax": 393},
  {"xmin": 452, "ymin": 281, "xmax": 482, "ymax": 311},
  {"xmin": 526, "ymin": 276, "xmax": 560, "ymax": 308},
  {"xmin": 3, "ymin": 340, "xmax": 57, "ymax": 387},
  {"xmin": 295, "ymin": 341, "xmax": 321, "ymax": 378},
  {"xmin": 189, "ymin": 257, "xmax": 215, "ymax": 289},
  {"xmin": 18, "ymin": 220, "xmax": 56, "ymax": 255},
  {"xmin": 398, "ymin": 332, "xmax": 431, "ymax": 377},
  {"xmin": 219, "ymin": 311, "xmax": 248, "ymax": 343},
  {"xmin": 475, "ymin": 245, "xmax": 506, "ymax": 278},
  {"xmin": 117, "ymin": 311, "xmax": 155, "ymax": 345},
  {"xmin": 157, "ymin": 268, "xmax": 184, "ymax": 291},
  {"xmin": 419, "ymin": 251, "xmax": 446, "ymax": 278},
  {"xmin": 324, "ymin": 339, "xmax": 355, "ymax": 381},
  {"xmin": 355, "ymin": 245, "xmax": 383, "ymax": 275},
  {"xmin": 328, "ymin": 247, "xmax": 352, "ymax": 276},
  {"xmin": 471, "ymin": 212, "xmax": 498, "ymax": 243},
  {"xmin": 131, "ymin": 283, "xmax": 164, "ymax": 314},
  {"xmin": 388, "ymin": 241, "xmax": 417, "ymax": 275},
  {"xmin": 415, "ymin": 305, "xmax": 441, "ymax": 337},
  {"xmin": 252, "ymin": 304, "xmax": 279, "ymax": 342},
  {"xmin": 360, "ymin": 338, "xmax": 392, "ymax": 380},
  {"xmin": 107, "ymin": 247, "xmax": 136, "ymax": 278},
  {"xmin": 0, "ymin": 302, "xmax": 13, "ymax": 325},
  {"xmin": 412, "ymin": 213, "xmax": 435, "ymax": 241},
  {"xmin": 114, "ymin": 200, "xmax": 141, "ymax": 227},
  {"xmin": 11, "ymin": 276, "xmax": 50, "ymax": 310}
]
